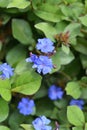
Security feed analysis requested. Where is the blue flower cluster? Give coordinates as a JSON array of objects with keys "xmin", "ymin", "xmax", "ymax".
[
  {"xmin": 36, "ymin": 38, "xmax": 54, "ymax": 53},
  {"xmin": 17, "ymin": 97, "xmax": 35, "ymax": 115},
  {"xmin": 48, "ymin": 85, "xmax": 64, "ymax": 100},
  {"xmin": 26, "ymin": 54, "xmax": 53, "ymax": 75},
  {"xmin": 32, "ymin": 115, "xmax": 52, "ymax": 130},
  {"xmin": 0, "ymin": 63, "xmax": 14, "ymax": 79},
  {"xmin": 26, "ymin": 38, "xmax": 55, "ymax": 75},
  {"xmin": 69, "ymin": 99, "xmax": 84, "ymax": 110}
]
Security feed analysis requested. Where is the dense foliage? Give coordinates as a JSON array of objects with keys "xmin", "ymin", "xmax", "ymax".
[{"xmin": 0, "ymin": 0, "xmax": 87, "ymax": 130}]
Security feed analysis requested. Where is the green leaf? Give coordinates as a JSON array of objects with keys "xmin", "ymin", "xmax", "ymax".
[
  {"xmin": 80, "ymin": 77, "xmax": 87, "ymax": 99},
  {"xmin": 61, "ymin": 3, "xmax": 84, "ymax": 19},
  {"xmin": 79, "ymin": 15, "xmax": 87, "ymax": 27},
  {"xmin": 55, "ymin": 21, "xmax": 68, "ymax": 33},
  {"xmin": 81, "ymin": 88, "xmax": 87, "ymax": 99},
  {"xmin": 0, "ymin": 126, "xmax": 10, "ymax": 130},
  {"xmin": 74, "ymin": 38, "xmax": 87, "ymax": 55},
  {"xmin": 6, "ymin": 44, "xmax": 27, "ymax": 66},
  {"xmin": 15, "ymin": 60, "xmax": 33, "ymax": 75},
  {"xmin": 64, "ymin": 23, "xmax": 81, "ymax": 37},
  {"xmin": 35, "ymin": 22, "xmax": 57, "ymax": 41},
  {"xmin": 7, "ymin": 0, "xmax": 30, "ymax": 9},
  {"xmin": 0, "ymin": 98, "xmax": 9, "ymax": 122},
  {"xmin": 53, "ymin": 48, "xmax": 74, "ymax": 65},
  {"xmin": 85, "ymin": 123, "xmax": 87, "ymax": 130},
  {"xmin": 85, "ymin": 0, "xmax": 87, "ymax": 9},
  {"xmin": 61, "ymin": 5, "xmax": 74, "ymax": 19},
  {"xmin": 33, "ymin": 85, "xmax": 47, "ymax": 99},
  {"xmin": 57, "ymin": 108, "xmax": 69, "ymax": 124},
  {"xmin": 64, "ymin": 23, "xmax": 81, "ymax": 45},
  {"xmin": 8, "ymin": 110, "xmax": 26, "ymax": 130},
  {"xmin": 0, "ymin": 14, "xmax": 10, "ymax": 25},
  {"xmin": 12, "ymin": 19, "xmax": 34, "ymax": 45},
  {"xmin": 20, "ymin": 124, "xmax": 34, "ymax": 130},
  {"xmin": 67, "ymin": 106, "xmax": 85, "ymax": 126},
  {"xmin": 34, "ymin": 3, "xmax": 65, "ymax": 22},
  {"xmin": 63, "ymin": 58, "xmax": 81, "ymax": 78},
  {"xmin": 12, "ymin": 71, "xmax": 42, "ymax": 95},
  {"xmin": 54, "ymin": 98, "xmax": 68, "ymax": 109},
  {"xmin": 62, "ymin": 44, "xmax": 70, "ymax": 54},
  {"xmin": 80, "ymin": 54, "xmax": 87, "ymax": 69},
  {"xmin": 65, "ymin": 81, "xmax": 81, "ymax": 99},
  {"xmin": 0, "ymin": 79, "xmax": 11, "ymax": 101},
  {"xmin": 51, "ymin": 50, "xmax": 61, "ymax": 72},
  {"xmin": 46, "ymin": 0, "xmax": 62, "ymax": 4},
  {"xmin": 0, "ymin": 0, "xmax": 11, "ymax": 7},
  {"xmin": 36, "ymin": 98, "xmax": 54, "ymax": 117},
  {"xmin": 72, "ymin": 126, "xmax": 83, "ymax": 130},
  {"xmin": 59, "ymin": 125, "xmax": 70, "ymax": 130}
]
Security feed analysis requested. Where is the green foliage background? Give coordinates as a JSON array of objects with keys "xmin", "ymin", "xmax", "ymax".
[{"xmin": 0, "ymin": 0, "xmax": 87, "ymax": 130}]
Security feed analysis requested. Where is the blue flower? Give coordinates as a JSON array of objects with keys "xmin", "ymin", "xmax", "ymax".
[
  {"xmin": 69, "ymin": 99, "xmax": 84, "ymax": 109},
  {"xmin": 26, "ymin": 53, "xmax": 38, "ymax": 63},
  {"xmin": 33, "ymin": 55, "xmax": 53, "ymax": 75},
  {"xmin": 17, "ymin": 98, "xmax": 35, "ymax": 116},
  {"xmin": 36, "ymin": 38, "xmax": 54, "ymax": 53},
  {"xmin": 26, "ymin": 55, "xmax": 53, "ymax": 75},
  {"xmin": 0, "ymin": 63, "xmax": 14, "ymax": 79},
  {"xmin": 32, "ymin": 116, "xmax": 52, "ymax": 130},
  {"xmin": 48, "ymin": 85, "xmax": 64, "ymax": 100}
]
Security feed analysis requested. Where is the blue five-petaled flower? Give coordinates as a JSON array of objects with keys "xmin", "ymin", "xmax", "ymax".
[
  {"xmin": 17, "ymin": 97, "xmax": 35, "ymax": 116},
  {"xmin": 0, "ymin": 63, "xmax": 14, "ymax": 79},
  {"xmin": 69, "ymin": 99, "xmax": 84, "ymax": 110},
  {"xmin": 26, "ymin": 54, "xmax": 53, "ymax": 75},
  {"xmin": 36, "ymin": 38, "xmax": 54, "ymax": 53},
  {"xmin": 32, "ymin": 115, "xmax": 52, "ymax": 130},
  {"xmin": 48, "ymin": 85, "xmax": 64, "ymax": 100}
]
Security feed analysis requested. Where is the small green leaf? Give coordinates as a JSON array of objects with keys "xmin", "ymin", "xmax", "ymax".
[
  {"xmin": 0, "ymin": 79, "xmax": 11, "ymax": 101},
  {"xmin": 12, "ymin": 71, "xmax": 42, "ymax": 95},
  {"xmin": 6, "ymin": 44, "xmax": 27, "ymax": 66},
  {"xmin": 79, "ymin": 15, "xmax": 87, "ymax": 27},
  {"xmin": 0, "ymin": 126, "xmax": 10, "ymax": 130},
  {"xmin": 12, "ymin": 19, "xmax": 34, "ymax": 45},
  {"xmin": 7, "ymin": 0, "xmax": 30, "ymax": 9},
  {"xmin": 0, "ymin": 98, "xmax": 9, "ymax": 122},
  {"xmin": 67, "ymin": 106, "xmax": 85, "ymax": 126},
  {"xmin": 62, "ymin": 44, "xmax": 70, "ymax": 54},
  {"xmin": 20, "ymin": 124, "xmax": 34, "ymax": 130},
  {"xmin": 65, "ymin": 81, "xmax": 81, "ymax": 99},
  {"xmin": 35, "ymin": 22, "xmax": 57, "ymax": 41}
]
